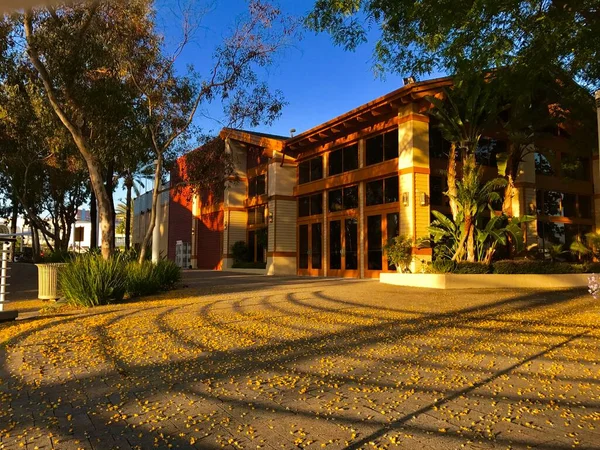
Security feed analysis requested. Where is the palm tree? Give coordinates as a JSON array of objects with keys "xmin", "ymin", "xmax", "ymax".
[
  {"xmin": 426, "ymin": 76, "xmax": 502, "ymax": 221},
  {"xmin": 448, "ymin": 160, "xmax": 507, "ymax": 262}
]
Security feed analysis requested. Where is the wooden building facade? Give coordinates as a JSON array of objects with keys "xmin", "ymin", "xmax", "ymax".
[{"xmin": 138, "ymin": 76, "xmax": 597, "ymax": 277}]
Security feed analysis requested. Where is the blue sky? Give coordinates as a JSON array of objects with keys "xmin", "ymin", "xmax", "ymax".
[
  {"xmin": 128, "ymin": 0, "xmax": 445, "ymax": 198},
  {"xmin": 155, "ymin": 0, "xmax": 444, "ymax": 139}
]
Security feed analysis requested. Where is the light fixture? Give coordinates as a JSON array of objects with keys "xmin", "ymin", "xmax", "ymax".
[
  {"xmin": 403, "ymin": 76, "xmax": 416, "ymax": 85},
  {"xmin": 224, "ymin": 221, "xmax": 228, "ymax": 230},
  {"xmin": 420, "ymin": 192, "xmax": 427, "ymax": 206},
  {"xmin": 402, "ymin": 192, "xmax": 409, "ymax": 207},
  {"xmin": 268, "ymin": 212, "xmax": 274, "ymax": 223}
]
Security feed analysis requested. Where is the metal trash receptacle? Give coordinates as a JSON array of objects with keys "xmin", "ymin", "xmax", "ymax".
[{"xmin": 36, "ymin": 263, "xmax": 66, "ymax": 300}]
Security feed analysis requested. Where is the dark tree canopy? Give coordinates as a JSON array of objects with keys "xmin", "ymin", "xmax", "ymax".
[{"xmin": 307, "ymin": 0, "xmax": 600, "ymax": 89}]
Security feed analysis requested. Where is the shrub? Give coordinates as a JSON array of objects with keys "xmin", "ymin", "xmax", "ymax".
[
  {"xmin": 431, "ymin": 259, "xmax": 456, "ymax": 273},
  {"xmin": 154, "ymin": 260, "xmax": 181, "ymax": 290},
  {"xmin": 453, "ymin": 262, "xmax": 491, "ymax": 274},
  {"xmin": 430, "ymin": 260, "xmax": 490, "ymax": 274},
  {"xmin": 384, "ymin": 235, "xmax": 413, "ymax": 273},
  {"xmin": 126, "ymin": 261, "xmax": 162, "ymax": 297},
  {"xmin": 231, "ymin": 241, "xmax": 250, "ymax": 264},
  {"xmin": 126, "ymin": 260, "xmax": 181, "ymax": 297},
  {"xmin": 41, "ymin": 250, "xmax": 75, "ymax": 263},
  {"xmin": 59, "ymin": 254, "xmax": 127, "ymax": 307},
  {"xmin": 492, "ymin": 260, "xmax": 580, "ymax": 274}
]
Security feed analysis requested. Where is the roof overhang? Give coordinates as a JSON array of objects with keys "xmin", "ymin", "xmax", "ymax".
[
  {"xmin": 284, "ymin": 76, "xmax": 452, "ymax": 156},
  {"xmin": 219, "ymin": 128, "xmax": 285, "ymax": 153}
]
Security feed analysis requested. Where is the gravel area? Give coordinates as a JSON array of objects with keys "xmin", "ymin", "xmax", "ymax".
[{"xmin": 0, "ymin": 270, "xmax": 599, "ymax": 449}]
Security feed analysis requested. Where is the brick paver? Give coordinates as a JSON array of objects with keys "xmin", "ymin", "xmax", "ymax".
[{"xmin": 1, "ymin": 271, "xmax": 599, "ymax": 449}]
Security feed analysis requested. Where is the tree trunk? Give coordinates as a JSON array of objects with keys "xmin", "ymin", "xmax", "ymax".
[
  {"xmin": 125, "ymin": 175, "xmax": 132, "ymax": 251},
  {"xmin": 25, "ymin": 12, "xmax": 114, "ymax": 260},
  {"xmin": 139, "ymin": 156, "xmax": 162, "ymax": 263},
  {"xmin": 467, "ymin": 220, "xmax": 475, "ymax": 262},
  {"xmin": 453, "ymin": 214, "xmax": 472, "ymax": 262},
  {"xmin": 9, "ymin": 194, "xmax": 18, "ymax": 261},
  {"xmin": 90, "ymin": 189, "xmax": 98, "ymax": 250},
  {"xmin": 447, "ymin": 142, "xmax": 459, "ymax": 220},
  {"xmin": 105, "ymin": 162, "xmax": 116, "ymax": 250},
  {"xmin": 31, "ymin": 224, "xmax": 41, "ymax": 263}
]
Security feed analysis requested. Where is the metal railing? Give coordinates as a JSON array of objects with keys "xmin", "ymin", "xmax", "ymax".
[{"xmin": 0, "ymin": 239, "xmax": 14, "ymax": 310}]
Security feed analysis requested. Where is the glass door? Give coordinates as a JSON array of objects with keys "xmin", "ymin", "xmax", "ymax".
[
  {"xmin": 298, "ymin": 221, "xmax": 323, "ymax": 276},
  {"xmin": 364, "ymin": 211, "xmax": 400, "ymax": 278},
  {"xmin": 328, "ymin": 217, "xmax": 359, "ymax": 278}
]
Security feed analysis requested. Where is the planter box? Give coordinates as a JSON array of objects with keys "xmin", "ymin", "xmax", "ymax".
[{"xmin": 379, "ymin": 273, "xmax": 591, "ymax": 289}]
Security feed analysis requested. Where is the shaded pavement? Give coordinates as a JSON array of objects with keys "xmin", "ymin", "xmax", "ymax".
[{"xmin": 0, "ymin": 271, "xmax": 599, "ymax": 449}]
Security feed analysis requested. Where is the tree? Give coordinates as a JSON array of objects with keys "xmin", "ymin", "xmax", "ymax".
[
  {"xmin": 20, "ymin": 1, "xmax": 156, "ymax": 260},
  {"xmin": 426, "ymin": 75, "xmax": 501, "ymax": 220},
  {"xmin": 307, "ymin": 0, "xmax": 600, "ymax": 89},
  {"xmin": 0, "ymin": 53, "xmax": 89, "ymax": 255},
  {"xmin": 129, "ymin": 1, "xmax": 295, "ymax": 263}
]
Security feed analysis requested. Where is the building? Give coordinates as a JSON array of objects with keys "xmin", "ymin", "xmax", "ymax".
[{"xmin": 135, "ymin": 76, "xmax": 598, "ymax": 276}]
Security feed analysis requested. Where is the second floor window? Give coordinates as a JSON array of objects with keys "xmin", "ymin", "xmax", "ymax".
[
  {"xmin": 366, "ymin": 129, "xmax": 399, "ymax": 166},
  {"xmin": 329, "ymin": 144, "xmax": 358, "ymax": 176},
  {"xmin": 299, "ymin": 156, "xmax": 323, "ymax": 184},
  {"xmin": 248, "ymin": 174, "xmax": 266, "ymax": 197}
]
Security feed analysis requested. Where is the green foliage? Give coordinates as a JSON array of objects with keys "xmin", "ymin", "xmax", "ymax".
[
  {"xmin": 231, "ymin": 241, "xmax": 250, "ymax": 264},
  {"xmin": 492, "ymin": 260, "xmax": 579, "ymax": 274},
  {"xmin": 570, "ymin": 232, "xmax": 600, "ymax": 261},
  {"xmin": 59, "ymin": 254, "xmax": 127, "ymax": 307},
  {"xmin": 41, "ymin": 250, "xmax": 75, "ymax": 263},
  {"xmin": 427, "ymin": 210, "xmax": 460, "ymax": 260},
  {"xmin": 431, "ymin": 259, "xmax": 456, "ymax": 274},
  {"xmin": 383, "ymin": 235, "xmax": 413, "ymax": 273},
  {"xmin": 307, "ymin": 0, "xmax": 600, "ymax": 88},
  {"xmin": 153, "ymin": 260, "xmax": 181, "ymax": 291},
  {"xmin": 126, "ymin": 260, "xmax": 181, "ymax": 297},
  {"xmin": 454, "ymin": 262, "xmax": 491, "ymax": 274}
]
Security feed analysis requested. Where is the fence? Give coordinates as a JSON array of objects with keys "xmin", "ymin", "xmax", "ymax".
[{"xmin": 0, "ymin": 238, "xmax": 17, "ymax": 320}]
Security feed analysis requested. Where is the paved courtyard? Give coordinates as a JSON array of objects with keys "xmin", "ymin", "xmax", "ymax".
[{"xmin": 1, "ymin": 269, "xmax": 600, "ymax": 449}]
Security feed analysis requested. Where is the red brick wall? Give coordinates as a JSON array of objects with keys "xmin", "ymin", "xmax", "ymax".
[
  {"xmin": 167, "ymin": 158, "xmax": 193, "ymax": 262},
  {"xmin": 196, "ymin": 211, "xmax": 224, "ymax": 269}
]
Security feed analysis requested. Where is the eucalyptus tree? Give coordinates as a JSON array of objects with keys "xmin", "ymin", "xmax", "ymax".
[{"xmin": 21, "ymin": 0, "xmax": 156, "ymax": 259}]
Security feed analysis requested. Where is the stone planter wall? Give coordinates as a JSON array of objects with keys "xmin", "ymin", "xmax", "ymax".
[{"xmin": 379, "ymin": 273, "xmax": 591, "ymax": 289}]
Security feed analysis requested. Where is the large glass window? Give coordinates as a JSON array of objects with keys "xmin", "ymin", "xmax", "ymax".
[
  {"xmin": 561, "ymin": 153, "xmax": 589, "ymax": 181},
  {"xmin": 430, "ymin": 176, "xmax": 448, "ymax": 206},
  {"xmin": 298, "ymin": 193, "xmax": 323, "ymax": 217},
  {"xmin": 366, "ymin": 176, "xmax": 399, "ymax": 206},
  {"xmin": 299, "ymin": 225, "xmax": 309, "ymax": 269},
  {"xmin": 248, "ymin": 174, "xmax": 266, "ymax": 197},
  {"xmin": 366, "ymin": 129, "xmax": 398, "ymax": 166},
  {"xmin": 429, "ymin": 126, "xmax": 452, "ymax": 159},
  {"xmin": 535, "ymin": 152, "xmax": 555, "ymax": 176},
  {"xmin": 329, "ymin": 144, "xmax": 358, "ymax": 176},
  {"xmin": 579, "ymin": 195, "xmax": 592, "ymax": 219},
  {"xmin": 299, "ymin": 156, "xmax": 323, "ymax": 184},
  {"xmin": 248, "ymin": 206, "xmax": 265, "ymax": 225},
  {"xmin": 328, "ymin": 185, "xmax": 359, "ymax": 212},
  {"xmin": 312, "ymin": 223, "xmax": 322, "ymax": 269},
  {"xmin": 475, "ymin": 138, "xmax": 506, "ymax": 167},
  {"xmin": 367, "ymin": 215, "xmax": 382, "ymax": 270}
]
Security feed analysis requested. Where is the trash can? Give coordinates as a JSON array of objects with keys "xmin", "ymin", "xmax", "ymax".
[{"xmin": 36, "ymin": 263, "xmax": 66, "ymax": 300}]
